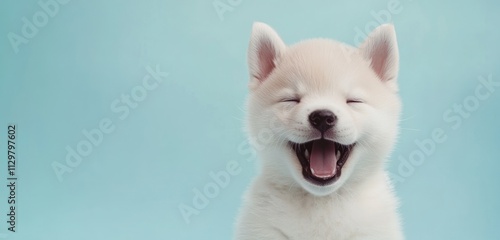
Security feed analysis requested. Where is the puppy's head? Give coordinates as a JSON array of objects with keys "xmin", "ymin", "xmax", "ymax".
[{"xmin": 245, "ymin": 22, "xmax": 401, "ymax": 196}]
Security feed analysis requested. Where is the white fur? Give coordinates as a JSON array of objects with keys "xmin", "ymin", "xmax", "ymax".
[{"xmin": 235, "ymin": 22, "xmax": 404, "ymax": 240}]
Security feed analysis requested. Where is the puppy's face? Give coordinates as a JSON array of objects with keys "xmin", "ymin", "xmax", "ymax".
[{"xmin": 246, "ymin": 23, "xmax": 401, "ymax": 196}]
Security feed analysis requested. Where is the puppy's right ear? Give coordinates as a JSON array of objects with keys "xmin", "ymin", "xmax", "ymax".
[{"xmin": 248, "ymin": 22, "xmax": 286, "ymax": 90}]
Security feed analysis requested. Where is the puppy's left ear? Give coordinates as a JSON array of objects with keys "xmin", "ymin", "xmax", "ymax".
[
  {"xmin": 359, "ymin": 24, "xmax": 399, "ymax": 91},
  {"xmin": 248, "ymin": 22, "xmax": 286, "ymax": 90}
]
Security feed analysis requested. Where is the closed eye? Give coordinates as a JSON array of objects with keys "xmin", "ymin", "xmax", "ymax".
[
  {"xmin": 347, "ymin": 99, "xmax": 363, "ymax": 104},
  {"xmin": 281, "ymin": 98, "xmax": 301, "ymax": 103}
]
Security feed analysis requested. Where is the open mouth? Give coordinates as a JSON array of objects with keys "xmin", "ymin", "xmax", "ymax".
[{"xmin": 290, "ymin": 139, "xmax": 355, "ymax": 186}]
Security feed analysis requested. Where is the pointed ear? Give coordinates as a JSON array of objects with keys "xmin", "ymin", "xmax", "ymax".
[
  {"xmin": 359, "ymin": 24, "xmax": 399, "ymax": 91},
  {"xmin": 248, "ymin": 22, "xmax": 286, "ymax": 89}
]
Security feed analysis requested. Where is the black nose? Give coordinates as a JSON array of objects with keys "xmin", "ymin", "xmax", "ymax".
[{"xmin": 309, "ymin": 110, "xmax": 337, "ymax": 133}]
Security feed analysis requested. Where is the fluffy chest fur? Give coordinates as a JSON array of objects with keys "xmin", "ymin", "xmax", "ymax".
[{"xmin": 236, "ymin": 172, "xmax": 402, "ymax": 240}]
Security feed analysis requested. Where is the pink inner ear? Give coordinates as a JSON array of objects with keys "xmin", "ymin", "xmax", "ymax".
[
  {"xmin": 370, "ymin": 41, "xmax": 390, "ymax": 81},
  {"xmin": 256, "ymin": 40, "xmax": 276, "ymax": 81}
]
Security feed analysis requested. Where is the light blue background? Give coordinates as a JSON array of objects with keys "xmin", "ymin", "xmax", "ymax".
[{"xmin": 1, "ymin": 0, "xmax": 499, "ymax": 239}]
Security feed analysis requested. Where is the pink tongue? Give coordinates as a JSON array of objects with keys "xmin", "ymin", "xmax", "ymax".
[{"xmin": 310, "ymin": 140, "xmax": 337, "ymax": 178}]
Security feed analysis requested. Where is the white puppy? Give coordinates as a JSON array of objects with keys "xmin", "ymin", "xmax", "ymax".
[{"xmin": 235, "ymin": 22, "xmax": 404, "ymax": 240}]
